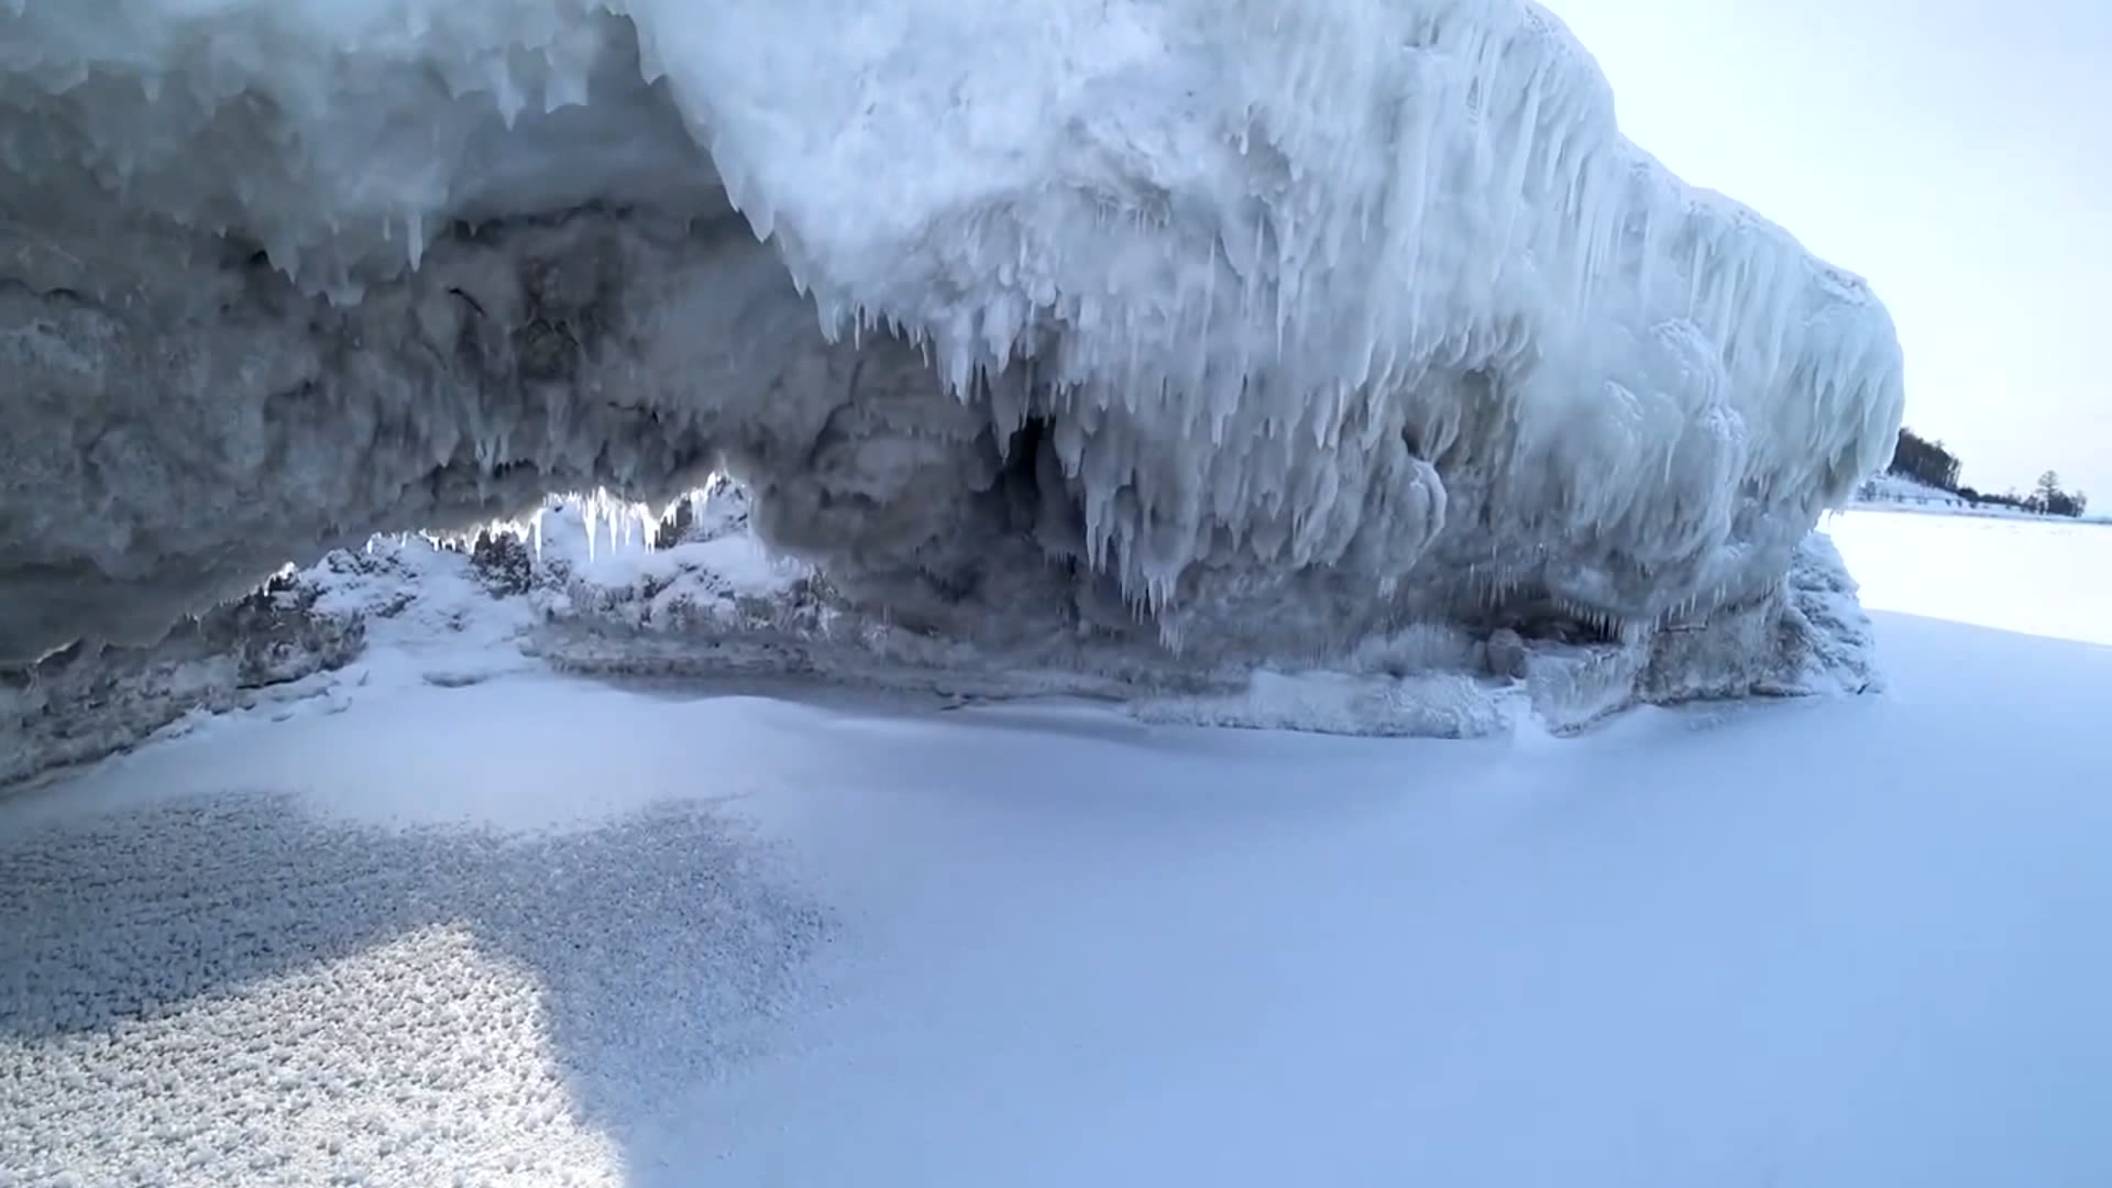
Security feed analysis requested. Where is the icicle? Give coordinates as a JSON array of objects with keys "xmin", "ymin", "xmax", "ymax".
[{"xmin": 407, "ymin": 210, "xmax": 426, "ymax": 272}]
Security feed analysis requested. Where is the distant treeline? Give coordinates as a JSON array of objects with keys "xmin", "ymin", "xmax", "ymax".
[
  {"xmin": 1886, "ymin": 428, "xmax": 2087, "ymax": 519},
  {"xmin": 1888, "ymin": 429, "xmax": 1961, "ymax": 491}
]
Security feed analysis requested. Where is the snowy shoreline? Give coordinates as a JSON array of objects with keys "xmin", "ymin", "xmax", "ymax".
[{"xmin": 1849, "ymin": 499, "xmax": 2111, "ymax": 527}]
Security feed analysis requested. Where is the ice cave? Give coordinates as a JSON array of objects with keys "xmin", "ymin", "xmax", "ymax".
[{"xmin": 0, "ymin": 0, "xmax": 1905, "ymax": 777}]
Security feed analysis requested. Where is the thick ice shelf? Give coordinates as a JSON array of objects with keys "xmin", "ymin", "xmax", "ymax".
[{"xmin": 0, "ymin": 0, "xmax": 1903, "ymax": 680}]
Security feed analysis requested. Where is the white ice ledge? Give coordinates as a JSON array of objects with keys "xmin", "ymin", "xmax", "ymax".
[{"xmin": 0, "ymin": 0, "xmax": 1903, "ymax": 675}]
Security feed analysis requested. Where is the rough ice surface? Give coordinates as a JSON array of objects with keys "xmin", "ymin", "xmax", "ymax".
[
  {"xmin": 0, "ymin": 1, "xmax": 1904, "ymax": 698},
  {"xmin": 1, "ymin": 485, "xmax": 1881, "ymax": 786}
]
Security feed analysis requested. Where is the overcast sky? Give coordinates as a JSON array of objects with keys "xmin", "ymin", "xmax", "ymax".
[{"xmin": 1544, "ymin": 0, "xmax": 2110, "ymax": 500}]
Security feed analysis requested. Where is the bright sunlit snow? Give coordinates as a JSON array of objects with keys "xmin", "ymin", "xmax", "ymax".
[{"xmin": 4, "ymin": 510, "xmax": 2107, "ymax": 1186}]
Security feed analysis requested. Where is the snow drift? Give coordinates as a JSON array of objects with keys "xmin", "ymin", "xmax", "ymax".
[{"xmin": 0, "ymin": 1, "xmax": 1903, "ymax": 690}]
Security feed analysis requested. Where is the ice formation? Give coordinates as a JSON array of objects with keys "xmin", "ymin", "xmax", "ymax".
[
  {"xmin": 1, "ymin": 485, "xmax": 1886, "ymax": 786},
  {"xmin": 0, "ymin": 1, "xmax": 1904, "ymax": 687}
]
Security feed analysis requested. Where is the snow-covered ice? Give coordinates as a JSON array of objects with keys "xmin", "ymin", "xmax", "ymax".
[
  {"xmin": 1827, "ymin": 509, "xmax": 2112, "ymax": 648},
  {"xmin": 0, "ymin": 0, "xmax": 1902, "ymax": 689},
  {"xmin": 4, "ymin": 510, "xmax": 2108, "ymax": 1186}
]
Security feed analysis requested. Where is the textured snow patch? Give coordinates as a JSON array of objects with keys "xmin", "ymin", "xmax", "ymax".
[
  {"xmin": 0, "ymin": 793, "xmax": 829, "ymax": 1184},
  {"xmin": 7, "ymin": 924, "xmax": 626, "ymax": 1186}
]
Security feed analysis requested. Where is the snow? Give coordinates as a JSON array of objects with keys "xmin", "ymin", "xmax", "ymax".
[
  {"xmin": 1826, "ymin": 508, "xmax": 2112, "ymax": 648},
  {"xmin": 5, "ymin": 510, "xmax": 2109, "ymax": 1185},
  {"xmin": 0, "ymin": 0, "xmax": 1902, "ymax": 681}
]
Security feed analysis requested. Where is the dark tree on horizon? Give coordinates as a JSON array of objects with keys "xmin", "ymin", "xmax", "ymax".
[{"xmin": 1888, "ymin": 428, "xmax": 1962, "ymax": 491}]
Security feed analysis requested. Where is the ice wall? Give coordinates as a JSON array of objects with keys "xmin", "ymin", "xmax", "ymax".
[{"xmin": 0, "ymin": 0, "xmax": 1904, "ymax": 672}]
